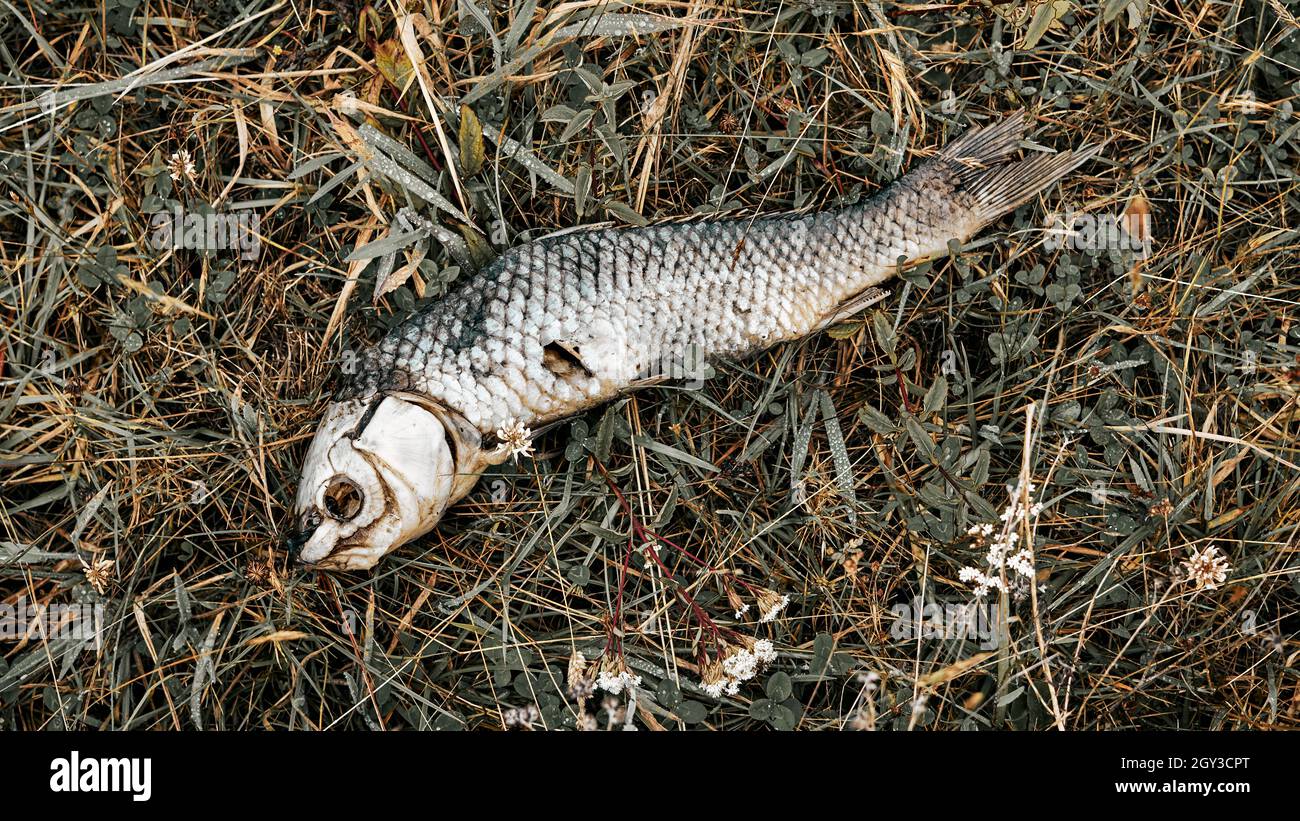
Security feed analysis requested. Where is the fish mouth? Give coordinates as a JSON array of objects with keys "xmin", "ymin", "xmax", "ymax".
[
  {"xmin": 285, "ymin": 535, "xmax": 358, "ymax": 571},
  {"xmin": 295, "ymin": 547, "xmax": 376, "ymax": 572},
  {"xmin": 284, "ymin": 513, "xmax": 325, "ymax": 567},
  {"xmin": 284, "ymin": 527, "xmax": 314, "ymax": 556},
  {"xmin": 287, "ymin": 538, "xmax": 347, "ymax": 571},
  {"xmin": 285, "ymin": 524, "xmax": 382, "ymax": 571}
]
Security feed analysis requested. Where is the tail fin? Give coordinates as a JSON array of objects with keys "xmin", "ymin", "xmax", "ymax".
[{"xmin": 938, "ymin": 110, "xmax": 1100, "ymax": 224}]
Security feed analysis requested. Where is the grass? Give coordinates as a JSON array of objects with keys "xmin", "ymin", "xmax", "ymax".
[{"xmin": 1, "ymin": 0, "xmax": 1298, "ymax": 730}]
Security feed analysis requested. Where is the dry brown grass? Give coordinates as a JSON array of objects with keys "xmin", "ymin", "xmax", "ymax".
[{"xmin": 1, "ymin": 0, "xmax": 1298, "ymax": 730}]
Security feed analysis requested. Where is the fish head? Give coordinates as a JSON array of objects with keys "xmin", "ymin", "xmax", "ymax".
[{"xmin": 289, "ymin": 392, "xmax": 491, "ymax": 570}]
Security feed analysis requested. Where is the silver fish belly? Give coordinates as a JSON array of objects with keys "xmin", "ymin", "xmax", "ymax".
[{"xmin": 292, "ymin": 110, "xmax": 1096, "ymax": 569}]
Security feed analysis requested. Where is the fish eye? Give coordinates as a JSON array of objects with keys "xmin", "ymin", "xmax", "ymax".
[{"xmin": 323, "ymin": 476, "xmax": 364, "ymax": 521}]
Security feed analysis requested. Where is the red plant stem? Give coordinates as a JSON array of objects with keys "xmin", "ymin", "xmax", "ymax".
[
  {"xmin": 610, "ymin": 532, "xmax": 632, "ymax": 655},
  {"xmin": 368, "ymin": 39, "xmax": 443, "ymax": 173},
  {"xmin": 896, "ymin": 366, "xmax": 914, "ymax": 414},
  {"xmin": 592, "ymin": 457, "xmax": 725, "ymax": 642},
  {"xmin": 591, "ymin": 458, "xmax": 758, "ymax": 596},
  {"xmin": 640, "ymin": 544, "xmax": 722, "ymax": 641}
]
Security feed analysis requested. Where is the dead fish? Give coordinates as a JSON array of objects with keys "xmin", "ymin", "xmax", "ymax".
[{"xmin": 290, "ymin": 110, "xmax": 1096, "ymax": 570}]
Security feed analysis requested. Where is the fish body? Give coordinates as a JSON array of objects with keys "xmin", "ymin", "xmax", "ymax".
[{"xmin": 292, "ymin": 111, "xmax": 1095, "ymax": 569}]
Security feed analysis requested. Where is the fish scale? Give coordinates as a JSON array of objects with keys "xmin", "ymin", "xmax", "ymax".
[
  {"xmin": 293, "ymin": 110, "xmax": 1097, "ymax": 570},
  {"xmin": 338, "ymin": 111, "xmax": 1094, "ymax": 434}
]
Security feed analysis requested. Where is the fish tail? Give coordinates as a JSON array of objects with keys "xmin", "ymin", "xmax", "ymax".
[
  {"xmin": 936, "ymin": 109, "xmax": 1101, "ymax": 227},
  {"xmin": 839, "ymin": 111, "xmax": 1099, "ymax": 280}
]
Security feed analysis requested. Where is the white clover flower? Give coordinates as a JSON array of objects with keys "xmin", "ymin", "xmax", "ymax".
[
  {"xmin": 753, "ymin": 638, "xmax": 777, "ymax": 664},
  {"xmin": 1181, "ymin": 545, "xmax": 1231, "ymax": 591},
  {"xmin": 595, "ymin": 670, "xmax": 641, "ymax": 696},
  {"xmin": 81, "ymin": 558, "xmax": 115, "ymax": 594},
  {"xmin": 167, "ymin": 149, "xmax": 196, "ymax": 183},
  {"xmin": 726, "ymin": 587, "xmax": 751, "ymax": 620},
  {"xmin": 723, "ymin": 649, "xmax": 758, "ymax": 681},
  {"xmin": 702, "ymin": 679, "xmax": 727, "ymax": 699},
  {"xmin": 494, "ymin": 417, "xmax": 535, "ymax": 463}
]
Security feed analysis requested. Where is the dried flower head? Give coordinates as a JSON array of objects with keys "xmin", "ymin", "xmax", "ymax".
[
  {"xmin": 850, "ymin": 709, "xmax": 875, "ymax": 731},
  {"xmin": 722, "ymin": 646, "xmax": 758, "ymax": 681},
  {"xmin": 726, "ymin": 586, "xmax": 749, "ymax": 619},
  {"xmin": 503, "ymin": 704, "xmax": 540, "ymax": 729},
  {"xmin": 594, "ymin": 655, "xmax": 641, "ymax": 696},
  {"xmin": 601, "ymin": 695, "xmax": 627, "ymax": 728},
  {"xmin": 82, "ymin": 558, "xmax": 115, "ymax": 594},
  {"xmin": 700, "ymin": 658, "xmax": 729, "ymax": 699},
  {"xmin": 1149, "ymin": 497, "xmax": 1174, "ymax": 518},
  {"xmin": 245, "ymin": 558, "xmax": 272, "ymax": 588},
  {"xmin": 494, "ymin": 417, "xmax": 534, "ymax": 463},
  {"xmin": 1181, "ymin": 545, "xmax": 1230, "ymax": 591},
  {"xmin": 755, "ymin": 587, "xmax": 790, "ymax": 623},
  {"xmin": 567, "ymin": 650, "xmax": 594, "ymax": 701},
  {"xmin": 167, "ymin": 149, "xmax": 196, "ymax": 183},
  {"xmin": 841, "ymin": 548, "xmax": 864, "ymax": 576},
  {"xmin": 698, "ymin": 635, "xmax": 779, "ymax": 700}
]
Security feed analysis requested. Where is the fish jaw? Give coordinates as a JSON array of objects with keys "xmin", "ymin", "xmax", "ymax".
[{"xmin": 290, "ymin": 394, "xmax": 460, "ymax": 570}]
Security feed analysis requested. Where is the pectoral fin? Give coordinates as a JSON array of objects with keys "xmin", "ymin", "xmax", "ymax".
[{"xmin": 815, "ymin": 287, "xmax": 891, "ymax": 332}]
